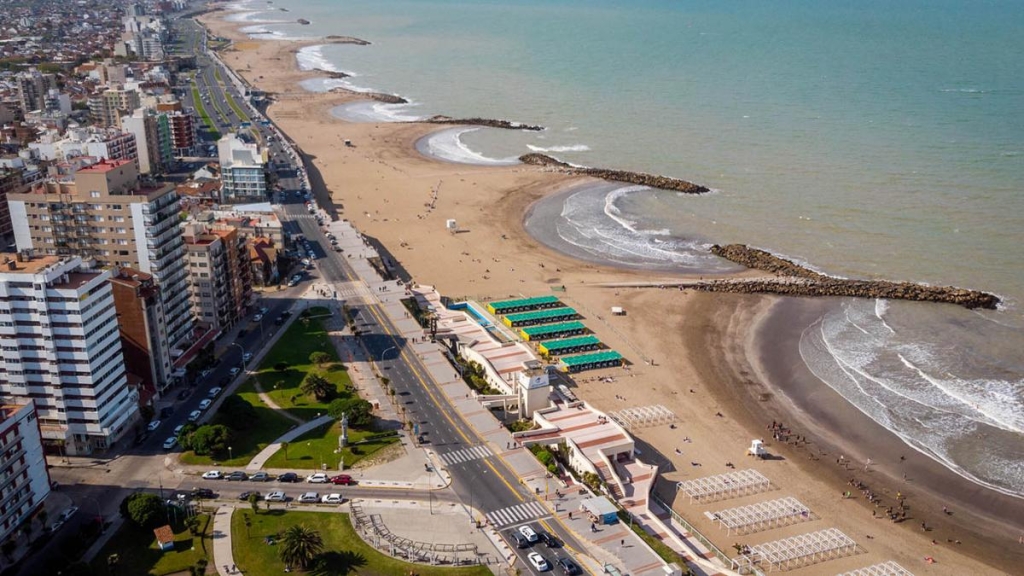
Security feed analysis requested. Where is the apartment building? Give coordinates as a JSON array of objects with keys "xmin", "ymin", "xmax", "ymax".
[
  {"xmin": 217, "ymin": 134, "xmax": 267, "ymax": 203},
  {"xmin": 122, "ymin": 108, "xmax": 171, "ymax": 175},
  {"xmin": 0, "ymin": 255, "xmax": 138, "ymax": 455},
  {"xmin": 0, "ymin": 170, "xmax": 24, "ymax": 247},
  {"xmin": 6, "ymin": 159, "xmax": 194, "ymax": 366},
  {"xmin": 183, "ymin": 224, "xmax": 252, "ymax": 332},
  {"xmin": 29, "ymin": 127, "xmax": 139, "ymax": 168},
  {"xmin": 88, "ymin": 86, "xmax": 141, "ymax": 129},
  {"xmin": 0, "ymin": 403, "xmax": 50, "ymax": 543},
  {"xmin": 14, "ymin": 69, "xmax": 56, "ymax": 115},
  {"xmin": 109, "ymin": 268, "xmax": 172, "ymax": 400}
]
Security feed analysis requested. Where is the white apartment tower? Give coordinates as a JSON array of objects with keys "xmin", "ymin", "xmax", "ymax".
[{"xmin": 0, "ymin": 255, "xmax": 138, "ymax": 455}]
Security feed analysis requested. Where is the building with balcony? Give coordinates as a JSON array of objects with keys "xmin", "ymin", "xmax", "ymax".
[
  {"xmin": 14, "ymin": 69, "xmax": 56, "ymax": 115},
  {"xmin": 0, "ymin": 255, "xmax": 138, "ymax": 455},
  {"xmin": 88, "ymin": 86, "xmax": 140, "ymax": 129},
  {"xmin": 122, "ymin": 108, "xmax": 171, "ymax": 175},
  {"xmin": 28, "ymin": 127, "xmax": 139, "ymax": 169},
  {"xmin": 183, "ymin": 224, "xmax": 252, "ymax": 332},
  {"xmin": 0, "ymin": 170, "xmax": 25, "ymax": 248},
  {"xmin": 109, "ymin": 268, "xmax": 172, "ymax": 402},
  {"xmin": 217, "ymin": 134, "xmax": 267, "ymax": 203},
  {"xmin": 0, "ymin": 403, "xmax": 50, "ymax": 543},
  {"xmin": 6, "ymin": 159, "xmax": 195, "ymax": 373}
]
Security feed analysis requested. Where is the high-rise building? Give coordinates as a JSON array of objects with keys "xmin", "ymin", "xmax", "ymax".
[
  {"xmin": 217, "ymin": 134, "xmax": 267, "ymax": 203},
  {"xmin": 6, "ymin": 159, "xmax": 195, "ymax": 362},
  {"xmin": 183, "ymin": 224, "xmax": 253, "ymax": 332},
  {"xmin": 157, "ymin": 102, "xmax": 197, "ymax": 157},
  {"xmin": 0, "ymin": 402, "xmax": 51, "ymax": 542},
  {"xmin": 88, "ymin": 86, "xmax": 141, "ymax": 129},
  {"xmin": 109, "ymin": 268, "xmax": 172, "ymax": 400},
  {"xmin": 0, "ymin": 255, "xmax": 139, "ymax": 455},
  {"xmin": 14, "ymin": 69, "xmax": 55, "ymax": 115},
  {"xmin": 122, "ymin": 108, "xmax": 166, "ymax": 175},
  {"xmin": 0, "ymin": 170, "xmax": 24, "ymax": 247}
]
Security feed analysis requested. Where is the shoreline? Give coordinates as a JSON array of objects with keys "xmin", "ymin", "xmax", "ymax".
[{"xmin": 200, "ymin": 10, "xmax": 1020, "ymax": 574}]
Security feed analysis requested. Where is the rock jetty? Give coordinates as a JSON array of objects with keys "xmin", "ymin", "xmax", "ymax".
[
  {"xmin": 708, "ymin": 244, "xmax": 1000, "ymax": 310},
  {"xmin": 519, "ymin": 153, "xmax": 710, "ymax": 194},
  {"xmin": 297, "ymin": 18, "xmax": 310, "ymax": 25},
  {"xmin": 366, "ymin": 93, "xmax": 408, "ymax": 104},
  {"xmin": 422, "ymin": 116, "xmax": 544, "ymax": 131},
  {"xmin": 324, "ymin": 36, "xmax": 371, "ymax": 45},
  {"xmin": 324, "ymin": 71, "xmax": 350, "ymax": 79}
]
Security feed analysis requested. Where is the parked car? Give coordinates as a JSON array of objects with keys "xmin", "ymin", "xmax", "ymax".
[
  {"xmin": 329, "ymin": 474, "xmax": 354, "ymax": 485},
  {"xmin": 252, "ymin": 314, "xmax": 263, "ymax": 322},
  {"xmin": 200, "ymin": 369, "xmax": 213, "ymax": 379},
  {"xmin": 265, "ymin": 491, "xmax": 287, "ymax": 502},
  {"xmin": 519, "ymin": 525, "xmax": 539, "ymax": 543},
  {"xmin": 202, "ymin": 470, "xmax": 222, "ymax": 480},
  {"xmin": 259, "ymin": 306, "xmax": 269, "ymax": 315},
  {"xmin": 198, "ymin": 399, "xmax": 212, "ymax": 410},
  {"xmin": 159, "ymin": 406, "xmax": 174, "ymax": 418},
  {"xmin": 146, "ymin": 419, "xmax": 162, "ymax": 432},
  {"xmin": 188, "ymin": 410, "xmax": 202, "ymax": 422},
  {"xmin": 249, "ymin": 471, "xmax": 272, "ymax": 482},
  {"xmin": 278, "ymin": 472, "xmax": 301, "ymax": 483},
  {"xmin": 229, "ymin": 367, "xmax": 240, "ymax": 376},
  {"xmin": 227, "ymin": 471, "xmax": 249, "ymax": 482},
  {"xmin": 242, "ymin": 352, "xmax": 253, "ymax": 363},
  {"xmin": 321, "ymin": 493, "xmax": 343, "ymax": 504},
  {"xmin": 191, "ymin": 488, "xmax": 215, "ymax": 499},
  {"xmin": 59, "ymin": 507, "xmax": 79, "ymax": 522},
  {"xmin": 208, "ymin": 387, "xmax": 222, "ymax": 398},
  {"xmin": 163, "ymin": 437, "xmax": 178, "ymax": 450},
  {"xmin": 238, "ymin": 491, "xmax": 261, "ymax": 501},
  {"xmin": 510, "ymin": 531, "xmax": 530, "ymax": 549},
  {"xmin": 297, "ymin": 492, "xmax": 319, "ymax": 503},
  {"xmin": 527, "ymin": 552, "xmax": 550, "ymax": 572},
  {"xmin": 538, "ymin": 531, "xmax": 560, "ymax": 548},
  {"xmin": 306, "ymin": 473, "xmax": 329, "ymax": 484},
  {"xmin": 173, "ymin": 424, "xmax": 185, "ymax": 436},
  {"xmin": 556, "ymin": 557, "xmax": 582, "ymax": 575}
]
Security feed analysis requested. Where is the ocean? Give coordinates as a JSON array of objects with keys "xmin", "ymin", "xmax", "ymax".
[{"xmin": 227, "ymin": 0, "xmax": 1024, "ymax": 498}]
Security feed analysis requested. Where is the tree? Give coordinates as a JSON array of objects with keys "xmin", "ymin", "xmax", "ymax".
[
  {"xmin": 119, "ymin": 492, "xmax": 166, "ymax": 529},
  {"xmin": 279, "ymin": 525, "xmax": 324, "ymax": 570},
  {"xmin": 215, "ymin": 395, "xmax": 257, "ymax": 429},
  {"xmin": 309, "ymin": 351, "xmax": 331, "ymax": 367},
  {"xmin": 248, "ymin": 492, "xmax": 260, "ymax": 514},
  {"xmin": 281, "ymin": 441, "xmax": 289, "ymax": 460},
  {"xmin": 1, "ymin": 539, "xmax": 16, "ymax": 560},
  {"xmin": 190, "ymin": 425, "xmax": 233, "ymax": 457},
  {"xmin": 327, "ymin": 397, "xmax": 374, "ymax": 427},
  {"xmin": 300, "ymin": 373, "xmax": 335, "ymax": 402}
]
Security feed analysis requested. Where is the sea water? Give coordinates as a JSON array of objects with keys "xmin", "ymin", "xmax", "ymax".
[{"xmin": 229, "ymin": 0, "xmax": 1024, "ymax": 497}]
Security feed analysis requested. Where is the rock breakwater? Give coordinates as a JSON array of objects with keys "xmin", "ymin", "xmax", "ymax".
[
  {"xmin": 422, "ymin": 116, "xmax": 544, "ymax": 131},
  {"xmin": 519, "ymin": 153, "xmax": 710, "ymax": 194},
  {"xmin": 709, "ymin": 244, "xmax": 1000, "ymax": 310}
]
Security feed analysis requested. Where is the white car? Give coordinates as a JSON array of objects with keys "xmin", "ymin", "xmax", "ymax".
[
  {"xmin": 266, "ymin": 491, "xmax": 287, "ymax": 502},
  {"xmin": 202, "ymin": 470, "xmax": 223, "ymax": 480},
  {"xmin": 173, "ymin": 424, "xmax": 185, "ymax": 436},
  {"xmin": 242, "ymin": 352, "xmax": 253, "ymax": 363},
  {"xmin": 208, "ymin": 387, "xmax": 222, "ymax": 398},
  {"xmin": 200, "ymin": 369, "xmax": 213, "ymax": 379},
  {"xmin": 306, "ymin": 473, "xmax": 329, "ymax": 484},
  {"xmin": 519, "ymin": 525, "xmax": 539, "ymax": 543},
  {"xmin": 297, "ymin": 492, "xmax": 319, "ymax": 503},
  {"xmin": 163, "ymin": 437, "xmax": 178, "ymax": 449},
  {"xmin": 259, "ymin": 306, "xmax": 269, "ymax": 315},
  {"xmin": 321, "ymin": 493, "xmax": 343, "ymax": 504},
  {"xmin": 527, "ymin": 552, "xmax": 550, "ymax": 572},
  {"xmin": 229, "ymin": 367, "xmax": 240, "ymax": 376},
  {"xmin": 252, "ymin": 314, "xmax": 263, "ymax": 323},
  {"xmin": 198, "ymin": 399, "xmax": 212, "ymax": 410},
  {"xmin": 146, "ymin": 419, "xmax": 161, "ymax": 432},
  {"xmin": 188, "ymin": 410, "xmax": 202, "ymax": 422},
  {"xmin": 60, "ymin": 506, "xmax": 79, "ymax": 522}
]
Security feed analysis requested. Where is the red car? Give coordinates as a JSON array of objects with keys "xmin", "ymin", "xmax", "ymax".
[{"xmin": 329, "ymin": 474, "xmax": 354, "ymax": 485}]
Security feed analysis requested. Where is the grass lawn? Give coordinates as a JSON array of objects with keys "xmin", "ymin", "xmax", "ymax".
[
  {"xmin": 225, "ymin": 91, "xmax": 250, "ymax": 122},
  {"xmin": 191, "ymin": 85, "xmax": 221, "ymax": 139},
  {"xmin": 179, "ymin": 379, "xmax": 295, "ymax": 467},
  {"xmin": 231, "ymin": 510, "xmax": 489, "ymax": 576},
  {"xmin": 91, "ymin": 514, "xmax": 211, "ymax": 576},
  {"xmin": 256, "ymin": 310, "xmax": 353, "ymax": 421},
  {"xmin": 264, "ymin": 423, "xmax": 399, "ymax": 470}
]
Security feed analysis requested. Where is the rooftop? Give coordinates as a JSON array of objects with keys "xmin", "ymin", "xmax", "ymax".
[
  {"xmin": 77, "ymin": 158, "xmax": 134, "ymax": 173},
  {"xmin": 0, "ymin": 254, "xmax": 61, "ymax": 274}
]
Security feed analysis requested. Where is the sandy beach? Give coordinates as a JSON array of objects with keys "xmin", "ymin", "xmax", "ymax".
[{"xmin": 200, "ymin": 11, "xmax": 1022, "ymax": 575}]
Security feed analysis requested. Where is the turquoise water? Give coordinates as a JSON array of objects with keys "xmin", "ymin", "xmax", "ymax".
[{"xmin": 234, "ymin": 0, "xmax": 1024, "ymax": 497}]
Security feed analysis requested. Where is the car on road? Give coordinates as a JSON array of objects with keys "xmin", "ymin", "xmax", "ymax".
[
  {"xmin": 249, "ymin": 471, "xmax": 273, "ymax": 482},
  {"xmin": 191, "ymin": 488, "xmax": 215, "ymax": 499},
  {"xmin": 306, "ymin": 473, "xmax": 329, "ymax": 483},
  {"xmin": 519, "ymin": 525, "xmax": 539, "ymax": 543},
  {"xmin": 208, "ymin": 387, "xmax": 222, "ymax": 398},
  {"xmin": 556, "ymin": 557, "xmax": 582, "ymax": 575},
  {"xmin": 510, "ymin": 531, "xmax": 530, "ymax": 549},
  {"xmin": 188, "ymin": 410, "xmax": 202, "ymax": 422},
  {"xmin": 238, "ymin": 491, "xmax": 262, "ymax": 501},
  {"xmin": 146, "ymin": 419, "xmax": 162, "ymax": 432},
  {"xmin": 202, "ymin": 470, "xmax": 223, "ymax": 480},
  {"xmin": 265, "ymin": 491, "xmax": 287, "ymax": 502},
  {"xmin": 200, "ymin": 369, "xmax": 213, "ymax": 379},
  {"xmin": 329, "ymin": 474, "xmax": 354, "ymax": 485},
  {"xmin": 163, "ymin": 437, "xmax": 178, "ymax": 449},
  {"xmin": 198, "ymin": 399, "xmax": 212, "ymax": 410},
  {"xmin": 227, "ymin": 471, "xmax": 249, "ymax": 482},
  {"xmin": 173, "ymin": 424, "xmax": 185, "ymax": 436},
  {"xmin": 321, "ymin": 493, "xmax": 343, "ymax": 504},
  {"xmin": 229, "ymin": 367, "xmax": 241, "ymax": 376},
  {"xmin": 252, "ymin": 314, "xmax": 263, "ymax": 322},
  {"xmin": 242, "ymin": 352, "xmax": 253, "ymax": 363},
  {"xmin": 159, "ymin": 406, "xmax": 174, "ymax": 419},
  {"xmin": 259, "ymin": 306, "xmax": 269, "ymax": 315},
  {"xmin": 538, "ymin": 531, "xmax": 560, "ymax": 548},
  {"xmin": 278, "ymin": 472, "xmax": 300, "ymax": 483},
  {"xmin": 298, "ymin": 492, "xmax": 319, "ymax": 503},
  {"xmin": 59, "ymin": 507, "xmax": 79, "ymax": 523},
  {"xmin": 527, "ymin": 552, "xmax": 550, "ymax": 572},
  {"xmin": 49, "ymin": 519, "xmax": 65, "ymax": 532}
]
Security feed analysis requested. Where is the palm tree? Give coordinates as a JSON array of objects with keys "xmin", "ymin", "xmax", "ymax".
[
  {"xmin": 279, "ymin": 525, "xmax": 324, "ymax": 570},
  {"xmin": 301, "ymin": 374, "xmax": 334, "ymax": 402}
]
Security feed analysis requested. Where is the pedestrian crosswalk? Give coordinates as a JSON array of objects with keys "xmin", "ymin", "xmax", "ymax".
[
  {"xmin": 484, "ymin": 502, "xmax": 549, "ymax": 528},
  {"xmin": 438, "ymin": 445, "xmax": 493, "ymax": 466}
]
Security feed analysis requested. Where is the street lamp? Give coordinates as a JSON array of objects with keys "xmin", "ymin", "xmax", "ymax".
[
  {"xmin": 228, "ymin": 446, "xmax": 233, "ymax": 460},
  {"xmin": 229, "ymin": 342, "xmax": 247, "ymax": 374},
  {"xmin": 381, "ymin": 346, "xmax": 397, "ymax": 363}
]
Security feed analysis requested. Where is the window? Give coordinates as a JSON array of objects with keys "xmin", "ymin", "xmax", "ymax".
[{"xmin": 90, "ymin": 191, "xmax": 100, "ymax": 198}]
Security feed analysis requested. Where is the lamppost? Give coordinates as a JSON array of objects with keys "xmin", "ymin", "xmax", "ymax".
[
  {"xmin": 228, "ymin": 446, "xmax": 233, "ymax": 461},
  {"xmin": 426, "ymin": 459, "xmax": 434, "ymax": 515},
  {"xmin": 229, "ymin": 342, "xmax": 247, "ymax": 374},
  {"xmin": 381, "ymin": 346, "xmax": 397, "ymax": 363}
]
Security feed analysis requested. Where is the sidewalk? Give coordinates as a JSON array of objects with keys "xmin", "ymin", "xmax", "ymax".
[
  {"xmin": 212, "ymin": 505, "xmax": 239, "ymax": 576},
  {"xmin": 245, "ymin": 415, "xmax": 333, "ymax": 471}
]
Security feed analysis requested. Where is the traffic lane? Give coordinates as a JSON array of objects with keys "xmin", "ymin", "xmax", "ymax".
[
  {"xmin": 505, "ymin": 522, "xmax": 582, "ymax": 575},
  {"xmin": 166, "ymin": 477, "xmax": 465, "ymax": 505}
]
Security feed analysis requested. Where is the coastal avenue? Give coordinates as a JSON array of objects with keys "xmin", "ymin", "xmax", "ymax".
[{"xmin": 175, "ymin": 11, "xmax": 590, "ymax": 572}]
